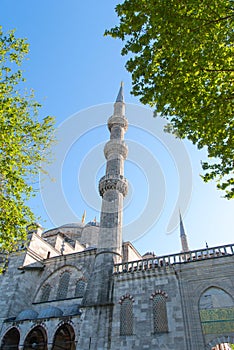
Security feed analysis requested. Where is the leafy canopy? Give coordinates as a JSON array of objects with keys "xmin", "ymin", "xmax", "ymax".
[
  {"xmin": 0, "ymin": 27, "xmax": 54, "ymax": 256},
  {"xmin": 106, "ymin": 0, "xmax": 234, "ymax": 198}
]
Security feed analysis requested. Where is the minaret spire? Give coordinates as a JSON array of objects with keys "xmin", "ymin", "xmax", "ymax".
[
  {"xmin": 179, "ymin": 211, "xmax": 190, "ymax": 252},
  {"xmin": 116, "ymin": 81, "xmax": 124, "ymax": 102}
]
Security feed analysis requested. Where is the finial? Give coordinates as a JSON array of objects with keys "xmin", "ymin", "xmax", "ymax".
[
  {"xmin": 61, "ymin": 239, "xmax": 65, "ymax": 255},
  {"xmin": 81, "ymin": 210, "xmax": 86, "ymax": 224},
  {"xmin": 116, "ymin": 82, "xmax": 124, "ymax": 103},
  {"xmin": 179, "ymin": 211, "xmax": 186, "ymax": 237}
]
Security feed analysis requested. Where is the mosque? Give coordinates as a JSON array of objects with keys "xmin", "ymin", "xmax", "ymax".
[{"xmin": 0, "ymin": 85, "xmax": 233, "ymax": 350}]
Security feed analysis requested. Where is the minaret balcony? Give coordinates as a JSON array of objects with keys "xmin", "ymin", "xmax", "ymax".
[
  {"xmin": 99, "ymin": 174, "xmax": 128, "ymax": 197},
  {"xmin": 108, "ymin": 115, "xmax": 128, "ymax": 132},
  {"xmin": 104, "ymin": 141, "xmax": 128, "ymax": 160}
]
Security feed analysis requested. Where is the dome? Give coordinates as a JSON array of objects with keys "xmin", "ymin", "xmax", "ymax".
[
  {"xmin": 62, "ymin": 304, "xmax": 82, "ymax": 316},
  {"xmin": 142, "ymin": 252, "xmax": 156, "ymax": 259},
  {"xmin": 16, "ymin": 309, "xmax": 38, "ymax": 321},
  {"xmin": 58, "ymin": 223, "xmax": 84, "ymax": 229},
  {"xmin": 37, "ymin": 306, "xmax": 63, "ymax": 319},
  {"xmin": 43, "ymin": 223, "xmax": 84, "ymax": 236}
]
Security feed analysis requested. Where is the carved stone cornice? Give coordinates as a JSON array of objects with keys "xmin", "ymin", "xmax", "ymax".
[
  {"xmin": 107, "ymin": 115, "xmax": 128, "ymax": 132},
  {"xmin": 99, "ymin": 175, "xmax": 128, "ymax": 197}
]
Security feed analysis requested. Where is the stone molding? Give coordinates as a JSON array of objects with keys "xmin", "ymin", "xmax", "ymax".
[
  {"xmin": 104, "ymin": 140, "xmax": 128, "ymax": 160},
  {"xmin": 99, "ymin": 175, "xmax": 128, "ymax": 197},
  {"xmin": 118, "ymin": 293, "xmax": 135, "ymax": 304},
  {"xmin": 108, "ymin": 115, "xmax": 128, "ymax": 132}
]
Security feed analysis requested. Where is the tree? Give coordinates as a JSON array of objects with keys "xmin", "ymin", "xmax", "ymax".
[
  {"xmin": 106, "ymin": 0, "xmax": 234, "ymax": 198},
  {"xmin": 0, "ymin": 27, "xmax": 54, "ymax": 257}
]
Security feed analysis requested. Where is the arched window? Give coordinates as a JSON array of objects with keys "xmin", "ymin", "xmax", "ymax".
[
  {"xmin": 41, "ymin": 284, "xmax": 51, "ymax": 302},
  {"xmin": 74, "ymin": 279, "xmax": 86, "ymax": 298},
  {"xmin": 23, "ymin": 326, "xmax": 47, "ymax": 350},
  {"xmin": 1, "ymin": 327, "xmax": 20, "ymax": 350},
  {"xmin": 199, "ymin": 287, "xmax": 234, "ymax": 336},
  {"xmin": 150, "ymin": 290, "xmax": 168, "ymax": 333},
  {"xmin": 52, "ymin": 324, "xmax": 75, "ymax": 350},
  {"xmin": 56, "ymin": 271, "xmax": 70, "ymax": 300},
  {"xmin": 119, "ymin": 294, "xmax": 134, "ymax": 336}
]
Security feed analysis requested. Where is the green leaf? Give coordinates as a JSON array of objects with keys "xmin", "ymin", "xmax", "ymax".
[
  {"xmin": 106, "ymin": 0, "xmax": 234, "ymax": 198},
  {"xmin": 0, "ymin": 27, "xmax": 55, "ymax": 259}
]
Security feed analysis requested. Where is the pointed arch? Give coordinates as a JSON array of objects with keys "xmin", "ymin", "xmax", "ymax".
[
  {"xmin": 1, "ymin": 327, "xmax": 20, "ymax": 350},
  {"xmin": 119, "ymin": 294, "xmax": 134, "ymax": 336},
  {"xmin": 51, "ymin": 323, "xmax": 75, "ymax": 350},
  {"xmin": 40, "ymin": 284, "xmax": 51, "ymax": 302},
  {"xmin": 74, "ymin": 278, "xmax": 86, "ymax": 298},
  {"xmin": 34, "ymin": 265, "xmax": 82, "ymax": 303},
  {"xmin": 150, "ymin": 290, "xmax": 168, "ymax": 333},
  {"xmin": 23, "ymin": 326, "xmax": 47, "ymax": 350},
  {"xmin": 199, "ymin": 287, "xmax": 233, "ymax": 309},
  {"xmin": 205, "ymin": 336, "xmax": 234, "ymax": 349},
  {"xmin": 199, "ymin": 287, "xmax": 234, "ymax": 336},
  {"xmin": 56, "ymin": 271, "xmax": 70, "ymax": 300}
]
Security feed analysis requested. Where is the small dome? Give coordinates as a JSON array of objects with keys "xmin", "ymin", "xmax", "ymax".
[
  {"xmin": 63, "ymin": 304, "xmax": 82, "ymax": 316},
  {"xmin": 142, "ymin": 252, "xmax": 156, "ymax": 258},
  {"xmin": 37, "ymin": 306, "xmax": 63, "ymax": 319},
  {"xmin": 16, "ymin": 309, "xmax": 38, "ymax": 321},
  {"xmin": 86, "ymin": 221, "xmax": 100, "ymax": 227}
]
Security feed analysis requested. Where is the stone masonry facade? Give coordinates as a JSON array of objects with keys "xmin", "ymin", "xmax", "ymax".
[{"xmin": 0, "ymin": 85, "xmax": 234, "ymax": 350}]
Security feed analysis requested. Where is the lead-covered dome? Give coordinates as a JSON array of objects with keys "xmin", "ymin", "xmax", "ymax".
[
  {"xmin": 37, "ymin": 306, "xmax": 63, "ymax": 319},
  {"xmin": 62, "ymin": 304, "xmax": 82, "ymax": 316},
  {"xmin": 16, "ymin": 309, "xmax": 38, "ymax": 321}
]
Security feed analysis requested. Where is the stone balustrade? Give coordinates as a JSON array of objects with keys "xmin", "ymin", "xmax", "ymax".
[{"xmin": 113, "ymin": 243, "xmax": 234, "ymax": 274}]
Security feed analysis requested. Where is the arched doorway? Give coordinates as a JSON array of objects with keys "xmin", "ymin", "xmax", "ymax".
[
  {"xmin": 1, "ymin": 327, "xmax": 20, "ymax": 350},
  {"xmin": 52, "ymin": 324, "xmax": 75, "ymax": 350},
  {"xmin": 23, "ymin": 326, "xmax": 47, "ymax": 350}
]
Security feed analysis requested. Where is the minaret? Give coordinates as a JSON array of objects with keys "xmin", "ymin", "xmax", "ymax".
[
  {"xmin": 82, "ymin": 83, "xmax": 128, "ymax": 306},
  {"xmin": 98, "ymin": 82, "xmax": 128, "ymax": 260},
  {"xmin": 180, "ymin": 212, "xmax": 190, "ymax": 252}
]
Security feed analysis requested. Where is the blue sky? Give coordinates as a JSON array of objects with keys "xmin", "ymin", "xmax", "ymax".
[{"xmin": 1, "ymin": 1, "xmax": 233, "ymax": 256}]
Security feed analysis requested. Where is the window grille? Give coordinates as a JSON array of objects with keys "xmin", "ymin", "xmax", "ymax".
[
  {"xmin": 56, "ymin": 271, "xmax": 70, "ymax": 300},
  {"xmin": 41, "ymin": 284, "xmax": 51, "ymax": 302},
  {"xmin": 120, "ymin": 297, "xmax": 134, "ymax": 335},
  {"xmin": 75, "ymin": 279, "xmax": 86, "ymax": 298},
  {"xmin": 152, "ymin": 293, "xmax": 168, "ymax": 333}
]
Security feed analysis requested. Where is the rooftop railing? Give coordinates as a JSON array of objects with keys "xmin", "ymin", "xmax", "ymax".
[{"xmin": 113, "ymin": 243, "xmax": 234, "ymax": 275}]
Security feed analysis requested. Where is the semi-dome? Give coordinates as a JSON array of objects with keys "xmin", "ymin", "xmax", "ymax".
[
  {"xmin": 62, "ymin": 304, "xmax": 82, "ymax": 316},
  {"xmin": 43, "ymin": 222, "xmax": 84, "ymax": 236},
  {"xmin": 37, "ymin": 306, "xmax": 63, "ymax": 319},
  {"xmin": 16, "ymin": 309, "xmax": 38, "ymax": 321}
]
